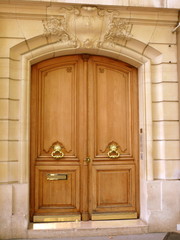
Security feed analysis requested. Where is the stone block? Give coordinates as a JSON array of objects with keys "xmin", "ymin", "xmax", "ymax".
[
  {"xmin": 0, "ymin": 38, "xmax": 23, "ymax": 58},
  {"xmin": 10, "ymin": 41, "xmax": 29, "ymax": 61},
  {"xmin": 162, "ymin": 181, "xmax": 180, "ymax": 211},
  {"xmin": 126, "ymin": 38, "xmax": 146, "ymax": 54},
  {"xmin": 0, "ymin": 184, "xmax": 12, "ymax": 213},
  {"xmin": 147, "ymin": 181, "xmax": 162, "ymax": 211},
  {"xmin": 153, "ymin": 121, "xmax": 179, "ymax": 140},
  {"xmin": 8, "ymin": 141, "xmax": 19, "ymax": 161},
  {"xmin": 0, "ymin": 184, "xmax": 12, "ymax": 239},
  {"xmin": 152, "ymin": 102, "xmax": 179, "ymax": 121},
  {"xmin": 0, "ymin": 78, "xmax": 9, "ymax": 98},
  {"xmin": 11, "ymin": 215, "xmax": 28, "ymax": 239},
  {"xmin": 0, "ymin": 99, "xmax": 8, "ymax": 119},
  {"xmin": 0, "ymin": 19, "xmax": 23, "ymax": 38},
  {"xmin": 0, "ymin": 141, "xmax": 8, "ymax": 160},
  {"xmin": 162, "ymin": 64, "xmax": 178, "ymax": 82},
  {"xmin": 9, "ymin": 60, "xmax": 22, "ymax": 80},
  {"xmin": 143, "ymin": 0, "xmax": 166, "ymax": 7},
  {"xmin": 13, "ymin": 184, "xmax": 28, "ymax": 215},
  {"xmin": 162, "ymin": 83, "xmax": 178, "ymax": 101},
  {"xmin": 9, "ymin": 121, "xmax": 20, "ymax": 140},
  {"xmin": 8, "ymin": 162, "xmax": 19, "ymax": 182},
  {"xmin": 30, "ymin": 44, "xmax": 54, "ymax": 60},
  {"xmin": 0, "ymin": 121, "xmax": 8, "ymax": 140},
  {"xmin": 17, "ymin": 19, "xmax": 44, "ymax": 40},
  {"xmin": 143, "ymin": 45, "xmax": 161, "ymax": 59},
  {"xmin": 150, "ymin": 26, "xmax": 176, "ymax": 44},
  {"xmin": 149, "ymin": 210, "xmax": 178, "ymax": 232},
  {"xmin": 0, "ymin": 217, "xmax": 12, "ymax": 239},
  {"xmin": 27, "ymin": 35, "xmax": 48, "ymax": 50},
  {"xmin": 0, "ymin": 59, "xmax": 9, "ymax": 78},
  {"xmin": 0, "ymin": 162, "xmax": 8, "ymax": 182},
  {"xmin": 151, "ymin": 64, "xmax": 162, "ymax": 83},
  {"xmin": 149, "ymin": 181, "xmax": 180, "ymax": 232},
  {"xmin": 6, "ymin": 184, "xmax": 28, "ymax": 238},
  {"xmin": 153, "ymin": 141, "xmax": 180, "ymax": 160},
  {"xmin": 131, "ymin": 25, "xmax": 155, "ymax": 44},
  {"xmin": 152, "ymin": 82, "xmax": 178, "ymax": 102},
  {"xmin": 154, "ymin": 160, "xmax": 180, "ymax": 179},
  {"xmin": 9, "ymin": 100, "xmax": 19, "ymax": 120},
  {"xmin": 150, "ymin": 44, "xmax": 177, "ymax": 63},
  {"xmin": 167, "ymin": 0, "xmax": 180, "ymax": 8}
]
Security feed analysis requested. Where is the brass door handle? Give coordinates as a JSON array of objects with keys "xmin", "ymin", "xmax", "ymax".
[
  {"xmin": 86, "ymin": 157, "xmax": 91, "ymax": 163},
  {"xmin": 51, "ymin": 144, "xmax": 64, "ymax": 159},
  {"xmin": 108, "ymin": 143, "xmax": 120, "ymax": 158}
]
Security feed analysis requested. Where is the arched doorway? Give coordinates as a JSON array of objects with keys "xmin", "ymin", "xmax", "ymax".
[{"xmin": 30, "ymin": 55, "xmax": 139, "ymax": 222}]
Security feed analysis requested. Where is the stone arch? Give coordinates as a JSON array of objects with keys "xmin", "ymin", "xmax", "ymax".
[{"xmin": 9, "ymin": 33, "xmax": 162, "ymax": 221}]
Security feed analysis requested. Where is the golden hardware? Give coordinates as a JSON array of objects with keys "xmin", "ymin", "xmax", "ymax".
[
  {"xmin": 91, "ymin": 212, "xmax": 137, "ymax": 221},
  {"xmin": 33, "ymin": 214, "xmax": 81, "ymax": 223},
  {"xmin": 51, "ymin": 144, "xmax": 64, "ymax": 159},
  {"xmin": 107, "ymin": 143, "xmax": 120, "ymax": 158},
  {"xmin": 47, "ymin": 173, "xmax": 68, "ymax": 181},
  {"xmin": 86, "ymin": 157, "xmax": 91, "ymax": 163}
]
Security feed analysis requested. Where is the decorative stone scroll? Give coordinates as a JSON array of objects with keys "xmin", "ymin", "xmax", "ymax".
[{"xmin": 42, "ymin": 6, "xmax": 133, "ymax": 48}]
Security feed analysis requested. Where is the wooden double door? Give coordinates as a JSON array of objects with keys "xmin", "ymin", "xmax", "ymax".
[{"xmin": 30, "ymin": 55, "xmax": 139, "ymax": 222}]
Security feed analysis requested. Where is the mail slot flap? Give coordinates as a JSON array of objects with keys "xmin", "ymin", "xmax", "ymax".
[{"xmin": 47, "ymin": 173, "xmax": 68, "ymax": 180}]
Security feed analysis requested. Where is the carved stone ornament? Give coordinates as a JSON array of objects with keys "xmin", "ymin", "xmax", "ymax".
[
  {"xmin": 42, "ymin": 6, "xmax": 133, "ymax": 48},
  {"xmin": 42, "ymin": 16, "xmax": 76, "ymax": 45},
  {"xmin": 104, "ymin": 17, "xmax": 133, "ymax": 45}
]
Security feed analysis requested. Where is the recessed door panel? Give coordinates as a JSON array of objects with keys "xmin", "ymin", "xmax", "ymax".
[
  {"xmin": 92, "ymin": 165, "xmax": 135, "ymax": 212},
  {"xmin": 95, "ymin": 65, "xmax": 131, "ymax": 157},
  {"xmin": 40, "ymin": 65, "xmax": 77, "ymax": 158},
  {"xmin": 35, "ymin": 166, "xmax": 80, "ymax": 213}
]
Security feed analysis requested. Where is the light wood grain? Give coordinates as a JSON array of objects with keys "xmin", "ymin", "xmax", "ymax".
[{"xmin": 30, "ymin": 55, "xmax": 139, "ymax": 222}]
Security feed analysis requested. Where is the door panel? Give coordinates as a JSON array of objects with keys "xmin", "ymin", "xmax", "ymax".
[
  {"xmin": 37, "ymin": 63, "xmax": 78, "ymax": 159},
  {"xmin": 92, "ymin": 165, "xmax": 135, "ymax": 212},
  {"xmin": 30, "ymin": 56, "xmax": 85, "ymax": 221},
  {"xmin": 95, "ymin": 65, "xmax": 131, "ymax": 157},
  {"xmin": 40, "ymin": 65, "xmax": 76, "ymax": 158},
  {"xmin": 30, "ymin": 55, "xmax": 139, "ymax": 222},
  {"xmin": 35, "ymin": 166, "xmax": 80, "ymax": 213},
  {"xmin": 88, "ymin": 56, "xmax": 139, "ymax": 219}
]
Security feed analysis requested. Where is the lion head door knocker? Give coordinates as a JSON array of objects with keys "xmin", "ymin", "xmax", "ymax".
[
  {"xmin": 107, "ymin": 143, "xmax": 120, "ymax": 158},
  {"xmin": 51, "ymin": 143, "xmax": 64, "ymax": 159}
]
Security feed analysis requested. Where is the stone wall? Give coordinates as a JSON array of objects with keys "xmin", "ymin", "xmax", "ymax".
[{"xmin": 0, "ymin": 0, "xmax": 179, "ymax": 238}]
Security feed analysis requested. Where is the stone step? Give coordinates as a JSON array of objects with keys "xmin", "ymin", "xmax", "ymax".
[
  {"xmin": 28, "ymin": 219, "xmax": 148, "ymax": 238},
  {"xmin": 8, "ymin": 233, "xmax": 167, "ymax": 240}
]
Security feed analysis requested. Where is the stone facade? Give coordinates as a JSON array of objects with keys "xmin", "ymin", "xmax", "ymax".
[{"xmin": 0, "ymin": 0, "xmax": 180, "ymax": 238}]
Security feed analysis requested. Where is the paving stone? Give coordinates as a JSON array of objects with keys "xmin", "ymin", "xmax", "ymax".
[{"xmin": 163, "ymin": 232, "xmax": 180, "ymax": 240}]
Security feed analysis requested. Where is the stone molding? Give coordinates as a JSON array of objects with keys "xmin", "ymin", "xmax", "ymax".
[{"xmin": 0, "ymin": 0, "xmax": 180, "ymax": 9}]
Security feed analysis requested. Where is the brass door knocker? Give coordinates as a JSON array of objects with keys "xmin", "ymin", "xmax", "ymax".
[
  {"xmin": 51, "ymin": 144, "xmax": 64, "ymax": 159},
  {"xmin": 108, "ymin": 143, "xmax": 120, "ymax": 158}
]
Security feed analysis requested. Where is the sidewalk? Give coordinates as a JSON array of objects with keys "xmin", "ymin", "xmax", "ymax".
[
  {"xmin": 5, "ymin": 232, "xmax": 180, "ymax": 240},
  {"xmin": 5, "ymin": 233, "xmax": 167, "ymax": 240}
]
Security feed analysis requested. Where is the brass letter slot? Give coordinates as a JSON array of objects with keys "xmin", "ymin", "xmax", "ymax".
[{"xmin": 47, "ymin": 173, "xmax": 68, "ymax": 181}]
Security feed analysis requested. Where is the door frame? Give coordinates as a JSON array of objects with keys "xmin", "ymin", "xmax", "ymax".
[{"xmin": 17, "ymin": 45, "xmax": 154, "ymax": 225}]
